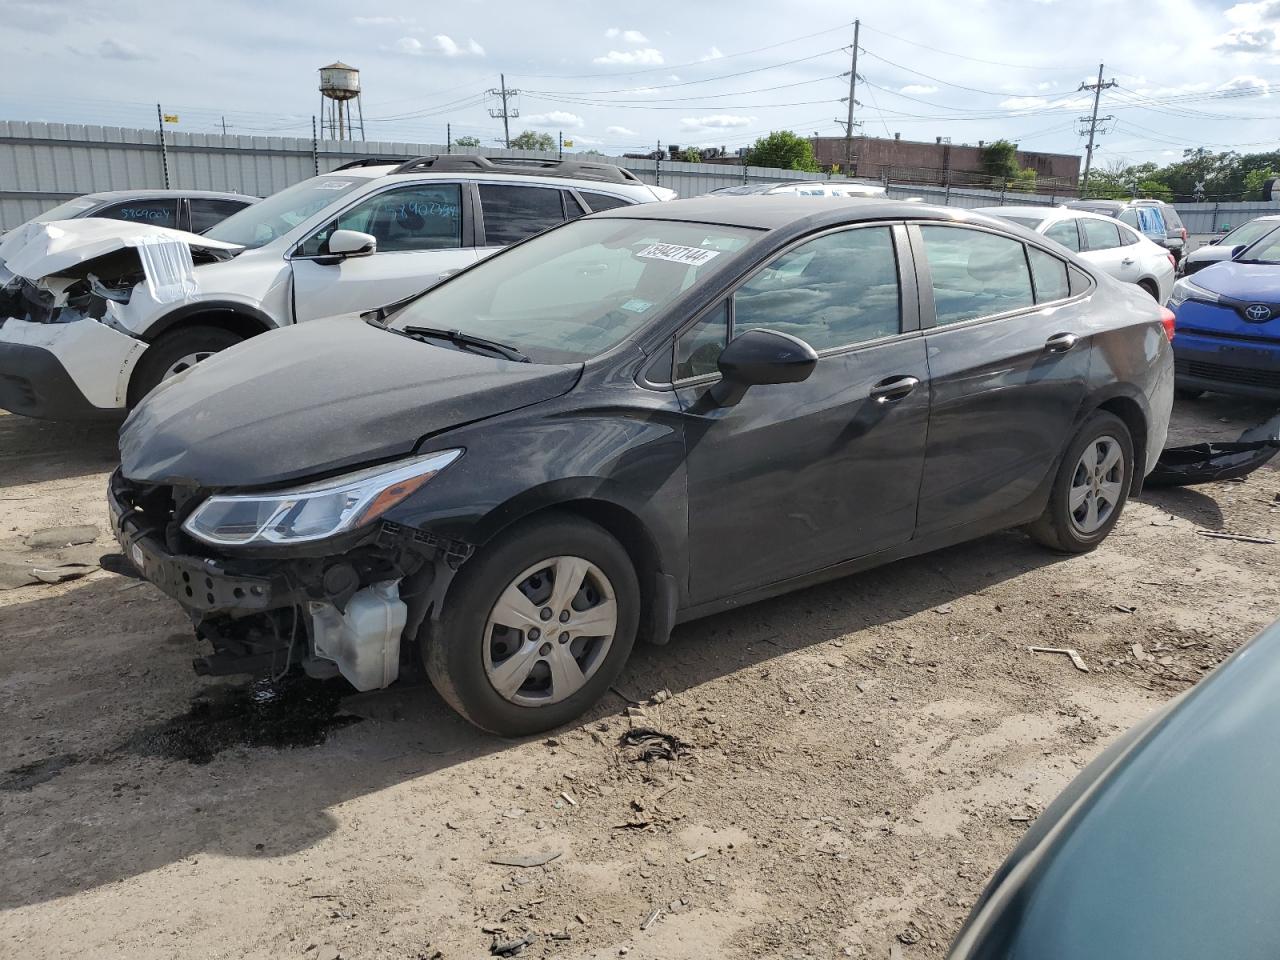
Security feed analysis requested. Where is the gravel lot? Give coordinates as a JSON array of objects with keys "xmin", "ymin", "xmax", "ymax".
[{"xmin": 1, "ymin": 396, "xmax": 1277, "ymax": 960}]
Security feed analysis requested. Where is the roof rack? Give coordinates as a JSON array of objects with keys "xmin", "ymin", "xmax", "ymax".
[
  {"xmin": 386, "ymin": 154, "xmax": 642, "ymax": 185},
  {"xmin": 330, "ymin": 157, "xmax": 406, "ymax": 171}
]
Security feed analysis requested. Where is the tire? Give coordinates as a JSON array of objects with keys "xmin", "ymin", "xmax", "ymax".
[
  {"xmin": 421, "ymin": 512, "xmax": 640, "ymax": 737},
  {"xmin": 1175, "ymin": 387, "xmax": 1203, "ymax": 402},
  {"xmin": 127, "ymin": 325, "xmax": 244, "ymax": 406},
  {"xmin": 1027, "ymin": 411, "xmax": 1134, "ymax": 554},
  {"xmin": 1138, "ymin": 280, "xmax": 1159, "ymax": 301}
]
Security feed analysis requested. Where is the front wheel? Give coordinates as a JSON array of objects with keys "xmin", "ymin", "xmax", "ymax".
[
  {"xmin": 128, "ymin": 325, "xmax": 243, "ymax": 406},
  {"xmin": 422, "ymin": 513, "xmax": 640, "ymax": 736},
  {"xmin": 1027, "ymin": 411, "xmax": 1134, "ymax": 553}
]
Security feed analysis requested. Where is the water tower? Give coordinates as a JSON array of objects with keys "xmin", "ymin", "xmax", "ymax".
[{"xmin": 319, "ymin": 61, "xmax": 366, "ymax": 141}]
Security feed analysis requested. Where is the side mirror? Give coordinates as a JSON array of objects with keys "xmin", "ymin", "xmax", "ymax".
[
  {"xmin": 1228, "ymin": 244, "xmax": 1247, "ymax": 260},
  {"xmin": 327, "ymin": 229, "xmax": 377, "ymax": 259},
  {"xmin": 709, "ymin": 328, "xmax": 818, "ymax": 407}
]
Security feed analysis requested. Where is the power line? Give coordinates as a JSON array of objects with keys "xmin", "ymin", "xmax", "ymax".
[
  {"xmin": 857, "ymin": 22, "xmax": 1082, "ymax": 72},
  {"xmin": 1078, "ymin": 64, "xmax": 1118, "ymax": 191},
  {"xmin": 487, "ymin": 74, "xmax": 520, "ymax": 149}
]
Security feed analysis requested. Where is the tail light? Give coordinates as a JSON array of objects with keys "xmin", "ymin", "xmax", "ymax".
[
  {"xmin": 1181, "ymin": 226, "xmax": 1188, "ymax": 242},
  {"xmin": 1160, "ymin": 306, "xmax": 1176, "ymax": 341},
  {"xmin": 1167, "ymin": 254, "xmax": 1176, "ymax": 270}
]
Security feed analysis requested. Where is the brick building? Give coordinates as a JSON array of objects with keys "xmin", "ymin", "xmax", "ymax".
[{"xmin": 810, "ymin": 135, "xmax": 1082, "ymax": 192}]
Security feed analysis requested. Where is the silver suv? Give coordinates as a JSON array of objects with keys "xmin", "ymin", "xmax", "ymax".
[{"xmin": 1067, "ymin": 198, "xmax": 1187, "ymax": 264}]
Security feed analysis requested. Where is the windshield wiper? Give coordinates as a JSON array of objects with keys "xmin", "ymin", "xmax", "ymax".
[{"xmin": 403, "ymin": 325, "xmax": 530, "ymax": 363}]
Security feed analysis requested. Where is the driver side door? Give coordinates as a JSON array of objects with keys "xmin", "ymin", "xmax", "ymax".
[{"xmin": 289, "ymin": 182, "xmax": 479, "ymax": 323}]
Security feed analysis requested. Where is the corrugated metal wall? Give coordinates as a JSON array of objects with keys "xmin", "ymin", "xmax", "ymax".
[{"xmin": 4, "ymin": 121, "xmax": 1279, "ymax": 232}]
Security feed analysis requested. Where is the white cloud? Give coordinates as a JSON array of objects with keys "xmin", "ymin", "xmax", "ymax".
[
  {"xmin": 700, "ymin": 46, "xmax": 724, "ymax": 61},
  {"xmin": 605, "ymin": 28, "xmax": 649, "ymax": 43},
  {"xmin": 353, "ymin": 15, "xmax": 412, "ymax": 25},
  {"xmin": 1217, "ymin": 27, "xmax": 1276, "ymax": 51},
  {"xmin": 607, "ymin": 125, "xmax": 638, "ymax": 136},
  {"xmin": 525, "ymin": 111, "xmax": 585, "ymax": 128},
  {"xmin": 681, "ymin": 115, "xmax": 755, "ymax": 129},
  {"xmin": 1225, "ymin": 1, "xmax": 1280, "ymax": 25},
  {"xmin": 901, "ymin": 84, "xmax": 938, "ymax": 95},
  {"xmin": 393, "ymin": 36, "xmax": 424, "ymax": 55},
  {"xmin": 570, "ymin": 135, "xmax": 604, "ymax": 145},
  {"xmin": 434, "ymin": 34, "xmax": 485, "ymax": 57},
  {"xmin": 999, "ymin": 96, "xmax": 1049, "ymax": 110},
  {"xmin": 593, "ymin": 48, "xmax": 664, "ymax": 65},
  {"xmin": 1217, "ymin": 74, "xmax": 1272, "ymax": 94}
]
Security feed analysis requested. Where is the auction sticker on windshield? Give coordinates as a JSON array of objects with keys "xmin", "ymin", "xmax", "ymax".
[
  {"xmin": 636, "ymin": 243, "xmax": 722, "ymax": 266},
  {"xmin": 315, "ymin": 180, "xmax": 355, "ymax": 191}
]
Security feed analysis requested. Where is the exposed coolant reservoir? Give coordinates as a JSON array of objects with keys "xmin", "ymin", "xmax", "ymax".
[{"xmin": 309, "ymin": 581, "xmax": 406, "ymax": 691}]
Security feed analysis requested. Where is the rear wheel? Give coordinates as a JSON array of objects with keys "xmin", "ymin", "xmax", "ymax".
[
  {"xmin": 1028, "ymin": 411, "xmax": 1134, "ymax": 553},
  {"xmin": 422, "ymin": 513, "xmax": 640, "ymax": 736},
  {"xmin": 128, "ymin": 325, "xmax": 243, "ymax": 405},
  {"xmin": 1138, "ymin": 279, "xmax": 1159, "ymax": 301}
]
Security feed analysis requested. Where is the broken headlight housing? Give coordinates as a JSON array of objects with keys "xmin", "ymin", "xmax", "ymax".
[{"xmin": 181, "ymin": 449, "xmax": 462, "ymax": 546}]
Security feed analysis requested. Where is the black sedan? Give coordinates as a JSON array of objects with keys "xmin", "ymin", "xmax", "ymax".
[
  {"xmin": 111, "ymin": 197, "xmax": 1175, "ymax": 736},
  {"xmin": 950, "ymin": 617, "xmax": 1280, "ymax": 959}
]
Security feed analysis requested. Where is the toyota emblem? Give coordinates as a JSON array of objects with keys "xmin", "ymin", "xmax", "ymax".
[{"xmin": 1244, "ymin": 303, "xmax": 1272, "ymax": 322}]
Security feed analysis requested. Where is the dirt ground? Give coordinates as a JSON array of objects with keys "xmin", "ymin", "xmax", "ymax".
[{"xmin": 1, "ymin": 396, "xmax": 1277, "ymax": 960}]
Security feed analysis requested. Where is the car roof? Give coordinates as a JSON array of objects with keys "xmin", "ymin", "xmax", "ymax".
[
  {"xmin": 968, "ymin": 206, "xmax": 1131, "ymax": 228},
  {"xmin": 599, "ymin": 195, "xmax": 1000, "ymax": 231},
  {"xmin": 84, "ymin": 189, "xmax": 258, "ymax": 203}
]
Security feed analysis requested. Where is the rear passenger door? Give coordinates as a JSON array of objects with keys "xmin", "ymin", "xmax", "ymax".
[
  {"xmin": 912, "ymin": 224, "xmax": 1091, "ymax": 537},
  {"xmin": 1080, "ymin": 218, "xmax": 1140, "ymax": 284},
  {"xmin": 186, "ymin": 198, "xmax": 251, "ymax": 234},
  {"xmin": 289, "ymin": 181, "xmax": 479, "ymax": 322},
  {"xmin": 474, "ymin": 183, "xmax": 576, "ymax": 259},
  {"xmin": 674, "ymin": 224, "xmax": 931, "ymax": 600}
]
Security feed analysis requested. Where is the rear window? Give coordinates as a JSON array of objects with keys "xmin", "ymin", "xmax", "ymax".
[
  {"xmin": 479, "ymin": 184, "xmax": 568, "ymax": 245},
  {"xmin": 580, "ymin": 191, "xmax": 632, "ymax": 212}
]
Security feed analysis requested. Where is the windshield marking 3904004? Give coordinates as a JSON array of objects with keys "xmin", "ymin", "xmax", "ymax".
[{"xmin": 385, "ymin": 218, "xmax": 755, "ymax": 364}]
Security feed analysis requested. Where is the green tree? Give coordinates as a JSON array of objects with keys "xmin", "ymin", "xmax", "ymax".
[
  {"xmin": 1245, "ymin": 167, "xmax": 1278, "ymax": 200},
  {"xmin": 745, "ymin": 131, "xmax": 819, "ymax": 172},
  {"xmin": 510, "ymin": 130, "xmax": 555, "ymax": 151},
  {"xmin": 453, "ymin": 135, "xmax": 481, "ymax": 148},
  {"xmin": 1011, "ymin": 167, "xmax": 1038, "ymax": 193},
  {"xmin": 980, "ymin": 139, "xmax": 1020, "ymax": 181},
  {"xmin": 680, "ymin": 147, "xmax": 703, "ymax": 163}
]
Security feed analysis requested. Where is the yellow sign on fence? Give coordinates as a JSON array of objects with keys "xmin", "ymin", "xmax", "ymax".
[{"xmin": 162, "ymin": 114, "xmax": 179, "ymax": 124}]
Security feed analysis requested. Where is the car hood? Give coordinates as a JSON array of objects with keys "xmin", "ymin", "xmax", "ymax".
[
  {"xmin": 0, "ymin": 217, "xmax": 242, "ymax": 281},
  {"xmin": 119, "ymin": 315, "xmax": 582, "ymax": 488},
  {"xmin": 1184, "ymin": 244, "xmax": 1234, "ymax": 265},
  {"xmin": 1190, "ymin": 258, "xmax": 1280, "ymax": 300}
]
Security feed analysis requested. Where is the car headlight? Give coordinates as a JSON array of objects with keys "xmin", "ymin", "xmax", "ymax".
[
  {"xmin": 181, "ymin": 449, "xmax": 462, "ymax": 546},
  {"xmin": 1169, "ymin": 276, "xmax": 1220, "ymax": 308}
]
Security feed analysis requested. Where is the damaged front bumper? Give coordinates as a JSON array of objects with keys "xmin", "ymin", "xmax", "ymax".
[
  {"xmin": 0, "ymin": 315, "xmax": 146, "ymax": 418},
  {"xmin": 108, "ymin": 470, "xmax": 472, "ymax": 690}
]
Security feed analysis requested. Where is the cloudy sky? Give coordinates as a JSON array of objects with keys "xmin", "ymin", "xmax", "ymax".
[{"xmin": 5, "ymin": 0, "xmax": 1280, "ymax": 166}]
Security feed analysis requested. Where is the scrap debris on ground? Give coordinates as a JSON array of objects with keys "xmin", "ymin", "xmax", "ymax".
[{"xmin": 1, "ymin": 396, "xmax": 1277, "ymax": 959}]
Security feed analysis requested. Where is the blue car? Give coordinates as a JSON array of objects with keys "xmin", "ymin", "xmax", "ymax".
[{"xmin": 1168, "ymin": 231, "xmax": 1280, "ymax": 399}]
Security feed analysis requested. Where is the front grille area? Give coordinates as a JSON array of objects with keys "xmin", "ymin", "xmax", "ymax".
[{"xmin": 1177, "ymin": 358, "xmax": 1280, "ymax": 389}]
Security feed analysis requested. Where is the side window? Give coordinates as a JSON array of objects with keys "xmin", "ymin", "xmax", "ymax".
[
  {"xmin": 919, "ymin": 226, "xmax": 1034, "ymax": 326},
  {"xmin": 733, "ymin": 227, "xmax": 901, "ymax": 350},
  {"xmin": 188, "ymin": 199, "xmax": 248, "ymax": 234},
  {"xmin": 98, "ymin": 199, "xmax": 178, "ymax": 228},
  {"xmin": 1118, "ymin": 209, "xmax": 1139, "ymax": 228},
  {"xmin": 563, "ymin": 191, "xmax": 587, "ymax": 218},
  {"xmin": 298, "ymin": 183, "xmax": 462, "ymax": 256},
  {"xmin": 1028, "ymin": 247, "xmax": 1070, "ymax": 303},
  {"xmin": 675, "ymin": 303, "xmax": 729, "ymax": 380},
  {"xmin": 479, "ymin": 184, "xmax": 566, "ymax": 245},
  {"xmin": 1081, "ymin": 218, "xmax": 1122, "ymax": 251},
  {"xmin": 580, "ymin": 191, "xmax": 631, "ymax": 213},
  {"xmin": 1045, "ymin": 220, "xmax": 1081, "ymax": 252},
  {"xmin": 1118, "ymin": 225, "xmax": 1141, "ymax": 247}
]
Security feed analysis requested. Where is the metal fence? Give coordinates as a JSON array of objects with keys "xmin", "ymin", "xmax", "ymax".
[{"xmin": 3, "ymin": 120, "xmax": 1278, "ymax": 232}]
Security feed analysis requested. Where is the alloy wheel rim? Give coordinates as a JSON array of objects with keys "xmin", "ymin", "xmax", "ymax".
[
  {"xmin": 163, "ymin": 351, "xmax": 217, "ymax": 380},
  {"xmin": 1069, "ymin": 435, "xmax": 1124, "ymax": 535},
  {"xmin": 482, "ymin": 555, "xmax": 617, "ymax": 707}
]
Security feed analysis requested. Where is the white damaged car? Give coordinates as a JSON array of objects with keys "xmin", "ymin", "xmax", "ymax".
[{"xmin": 0, "ymin": 155, "xmax": 672, "ymax": 419}]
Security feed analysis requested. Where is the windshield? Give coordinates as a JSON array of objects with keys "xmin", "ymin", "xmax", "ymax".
[
  {"xmin": 203, "ymin": 176, "xmax": 366, "ymax": 248},
  {"xmin": 998, "ymin": 215, "xmax": 1044, "ymax": 229},
  {"xmin": 387, "ymin": 217, "xmax": 756, "ymax": 363},
  {"xmin": 1238, "ymin": 230, "xmax": 1280, "ymax": 264},
  {"xmin": 1221, "ymin": 219, "xmax": 1279, "ymax": 250},
  {"xmin": 709, "ymin": 184, "xmax": 775, "ymax": 196},
  {"xmin": 31, "ymin": 197, "xmax": 98, "ymax": 223}
]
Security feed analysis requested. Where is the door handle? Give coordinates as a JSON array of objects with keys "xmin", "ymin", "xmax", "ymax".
[
  {"xmin": 1044, "ymin": 332, "xmax": 1080, "ymax": 353},
  {"xmin": 869, "ymin": 375, "xmax": 920, "ymax": 404},
  {"xmin": 1121, "ymin": 257, "xmax": 1135, "ymax": 266}
]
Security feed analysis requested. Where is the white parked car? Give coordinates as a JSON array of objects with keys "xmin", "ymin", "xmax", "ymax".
[
  {"xmin": 975, "ymin": 206, "xmax": 1175, "ymax": 303},
  {"xmin": 0, "ymin": 155, "xmax": 674, "ymax": 419}
]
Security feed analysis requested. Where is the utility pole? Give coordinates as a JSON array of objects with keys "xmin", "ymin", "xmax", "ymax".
[
  {"xmin": 1078, "ymin": 63, "xmax": 1117, "ymax": 195},
  {"xmin": 447, "ymin": 122, "xmax": 452, "ymax": 154},
  {"xmin": 842, "ymin": 20, "xmax": 860, "ymax": 177},
  {"xmin": 487, "ymin": 73, "xmax": 520, "ymax": 149},
  {"xmin": 221, "ymin": 115, "xmax": 227, "ymax": 136},
  {"xmin": 155, "ymin": 103, "xmax": 171, "ymax": 189}
]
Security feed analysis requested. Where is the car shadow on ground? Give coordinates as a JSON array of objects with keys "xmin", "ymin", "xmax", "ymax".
[
  {"xmin": 0, "ymin": 413, "xmax": 122, "ymax": 486},
  {"xmin": 0, "ymin": 528, "xmax": 1067, "ymax": 909},
  {"xmin": 1139, "ymin": 485, "xmax": 1225, "ymax": 530}
]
